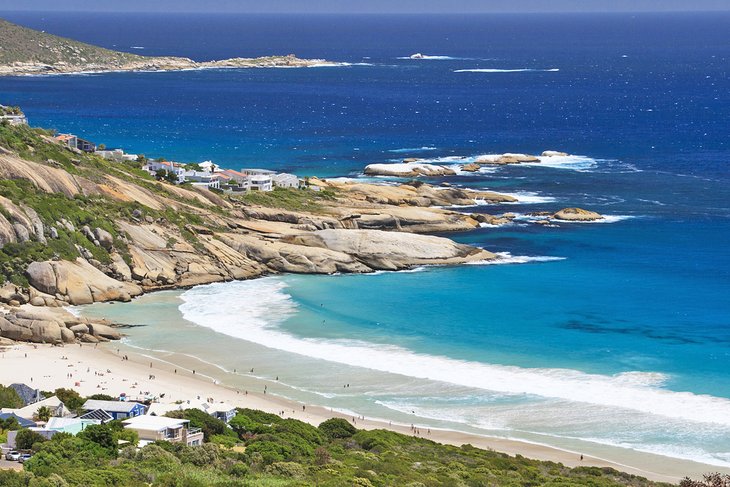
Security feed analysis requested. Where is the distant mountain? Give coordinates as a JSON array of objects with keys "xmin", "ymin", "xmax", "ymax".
[{"xmin": 0, "ymin": 17, "xmax": 336, "ymax": 75}]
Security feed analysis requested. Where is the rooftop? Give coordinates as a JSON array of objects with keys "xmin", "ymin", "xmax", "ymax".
[
  {"xmin": 122, "ymin": 415, "xmax": 189, "ymax": 431},
  {"xmin": 82, "ymin": 399, "xmax": 145, "ymax": 413}
]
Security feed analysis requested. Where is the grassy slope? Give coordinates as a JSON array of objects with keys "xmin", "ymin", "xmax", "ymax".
[
  {"xmin": 0, "ymin": 17, "xmax": 146, "ymax": 66},
  {"xmin": 0, "ymin": 123, "xmax": 210, "ymax": 285}
]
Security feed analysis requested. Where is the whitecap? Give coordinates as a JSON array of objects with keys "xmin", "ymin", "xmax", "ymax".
[
  {"xmin": 454, "ymin": 68, "xmax": 560, "ymax": 73},
  {"xmin": 467, "ymin": 252, "xmax": 566, "ymax": 264},
  {"xmin": 387, "ymin": 147, "xmax": 439, "ymax": 153}
]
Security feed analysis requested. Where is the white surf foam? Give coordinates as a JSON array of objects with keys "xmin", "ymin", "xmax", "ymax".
[
  {"xmin": 179, "ymin": 278, "xmax": 730, "ymax": 427},
  {"xmin": 499, "ymin": 191, "xmax": 557, "ymax": 204},
  {"xmin": 467, "ymin": 252, "xmax": 566, "ymax": 264},
  {"xmin": 398, "ymin": 55, "xmax": 468, "ymax": 60},
  {"xmin": 511, "ymin": 213, "xmax": 635, "ymax": 224},
  {"xmin": 388, "ymin": 147, "xmax": 439, "ymax": 153},
  {"xmin": 455, "ymin": 68, "xmax": 560, "ymax": 73}
]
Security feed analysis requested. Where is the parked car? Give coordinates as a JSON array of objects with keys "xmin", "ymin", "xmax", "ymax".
[
  {"xmin": 18, "ymin": 453, "xmax": 32, "ymax": 463},
  {"xmin": 5, "ymin": 450, "xmax": 20, "ymax": 461}
]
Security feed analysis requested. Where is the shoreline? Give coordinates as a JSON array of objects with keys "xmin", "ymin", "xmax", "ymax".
[
  {"xmin": 0, "ymin": 339, "xmax": 718, "ymax": 484},
  {"xmin": 0, "ymin": 58, "xmax": 349, "ymax": 78}
]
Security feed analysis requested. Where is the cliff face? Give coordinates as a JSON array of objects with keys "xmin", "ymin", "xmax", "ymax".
[{"xmin": 0, "ymin": 124, "xmax": 498, "ymax": 310}]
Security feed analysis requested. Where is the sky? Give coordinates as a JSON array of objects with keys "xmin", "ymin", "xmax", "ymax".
[{"xmin": 1, "ymin": 0, "xmax": 729, "ymax": 13}]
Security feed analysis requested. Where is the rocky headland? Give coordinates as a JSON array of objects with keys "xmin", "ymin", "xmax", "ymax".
[
  {"xmin": 0, "ymin": 119, "xmax": 604, "ymax": 346},
  {"xmin": 0, "ymin": 18, "xmax": 339, "ymax": 76}
]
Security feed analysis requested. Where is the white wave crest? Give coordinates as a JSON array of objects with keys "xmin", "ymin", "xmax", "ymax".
[
  {"xmin": 499, "ymin": 191, "xmax": 558, "ymax": 204},
  {"xmin": 454, "ymin": 68, "xmax": 560, "ymax": 73},
  {"xmin": 179, "ymin": 279, "xmax": 730, "ymax": 427},
  {"xmin": 467, "ymin": 252, "xmax": 566, "ymax": 264},
  {"xmin": 398, "ymin": 55, "xmax": 465, "ymax": 60},
  {"xmin": 388, "ymin": 147, "xmax": 439, "ymax": 153}
]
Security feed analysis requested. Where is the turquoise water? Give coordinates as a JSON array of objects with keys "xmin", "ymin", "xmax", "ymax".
[{"xmin": 2, "ymin": 10, "xmax": 729, "ymax": 470}]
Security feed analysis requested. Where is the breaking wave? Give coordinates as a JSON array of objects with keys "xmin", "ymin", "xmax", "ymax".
[{"xmin": 178, "ymin": 279, "xmax": 730, "ymax": 427}]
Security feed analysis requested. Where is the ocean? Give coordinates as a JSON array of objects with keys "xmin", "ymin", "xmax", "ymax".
[{"xmin": 1, "ymin": 11, "xmax": 729, "ymax": 470}]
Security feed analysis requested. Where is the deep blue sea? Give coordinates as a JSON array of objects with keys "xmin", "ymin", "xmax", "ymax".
[{"xmin": 2, "ymin": 11, "xmax": 729, "ymax": 470}]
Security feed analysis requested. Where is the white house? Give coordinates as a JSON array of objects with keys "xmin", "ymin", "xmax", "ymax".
[
  {"xmin": 122, "ymin": 415, "xmax": 204, "ymax": 447},
  {"xmin": 143, "ymin": 161, "xmax": 186, "ymax": 183},
  {"xmin": 271, "ymin": 173, "xmax": 299, "ymax": 189},
  {"xmin": 1, "ymin": 396, "xmax": 71, "ymax": 420},
  {"xmin": 249, "ymin": 175, "xmax": 273, "ymax": 192},
  {"xmin": 96, "ymin": 148, "xmax": 138, "ymax": 163}
]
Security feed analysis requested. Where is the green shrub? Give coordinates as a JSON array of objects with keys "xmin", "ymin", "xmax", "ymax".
[
  {"xmin": 318, "ymin": 418, "xmax": 357, "ymax": 440},
  {"xmin": 15, "ymin": 428, "xmax": 48, "ymax": 450},
  {"xmin": 264, "ymin": 461, "xmax": 306, "ymax": 479},
  {"xmin": 0, "ymin": 384, "xmax": 24, "ymax": 408}
]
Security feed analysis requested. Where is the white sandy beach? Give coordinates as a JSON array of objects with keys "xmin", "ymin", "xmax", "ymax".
[{"xmin": 0, "ymin": 340, "xmax": 719, "ymax": 483}]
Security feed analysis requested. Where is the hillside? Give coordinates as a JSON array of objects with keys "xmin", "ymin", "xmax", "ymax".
[
  {"xmin": 0, "ymin": 18, "xmax": 145, "ymax": 66},
  {"xmin": 0, "ymin": 18, "xmax": 336, "ymax": 75}
]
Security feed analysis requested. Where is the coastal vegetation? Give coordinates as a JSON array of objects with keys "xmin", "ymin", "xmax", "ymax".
[
  {"xmin": 0, "ymin": 404, "xmax": 670, "ymax": 487},
  {"xmin": 234, "ymin": 186, "xmax": 338, "ymax": 213},
  {"xmin": 0, "ymin": 18, "xmax": 143, "ymax": 67}
]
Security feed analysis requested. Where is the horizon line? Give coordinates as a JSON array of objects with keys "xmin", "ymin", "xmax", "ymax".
[{"xmin": 2, "ymin": 9, "xmax": 730, "ymax": 15}]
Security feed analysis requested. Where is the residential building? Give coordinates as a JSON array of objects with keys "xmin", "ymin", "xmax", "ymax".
[
  {"xmin": 122, "ymin": 415, "xmax": 204, "ymax": 446},
  {"xmin": 54, "ymin": 133, "xmax": 96, "ymax": 152},
  {"xmin": 81, "ymin": 400, "xmax": 146, "ymax": 420},
  {"xmin": 249, "ymin": 174, "xmax": 273, "ymax": 192},
  {"xmin": 45, "ymin": 417, "xmax": 101, "ymax": 435},
  {"xmin": 147, "ymin": 401, "xmax": 236, "ymax": 423},
  {"xmin": 0, "ymin": 412, "xmax": 37, "ymax": 428},
  {"xmin": 240, "ymin": 168, "xmax": 276, "ymax": 177},
  {"xmin": 76, "ymin": 137, "xmax": 96, "ymax": 152},
  {"xmin": 272, "ymin": 173, "xmax": 300, "ymax": 189},
  {"xmin": 143, "ymin": 160, "xmax": 186, "ymax": 183},
  {"xmin": 95, "ymin": 148, "xmax": 139, "ymax": 163},
  {"xmin": 9, "ymin": 383, "xmax": 44, "ymax": 406},
  {"xmin": 207, "ymin": 403, "xmax": 237, "ymax": 424},
  {"xmin": 79, "ymin": 409, "xmax": 114, "ymax": 422},
  {"xmin": 217, "ymin": 169, "xmax": 252, "ymax": 192},
  {"xmin": 0, "ymin": 114, "xmax": 28, "ymax": 126},
  {"xmin": 1, "ymin": 396, "xmax": 71, "ymax": 420},
  {"xmin": 54, "ymin": 134, "xmax": 78, "ymax": 150},
  {"xmin": 0, "ymin": 105, "xmax": 28, "ymax": 125}
]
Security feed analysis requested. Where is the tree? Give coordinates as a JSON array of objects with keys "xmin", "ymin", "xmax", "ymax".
[
  {"xmin": 87, "ymin": 394, "xmax": 115, "ymax": 401},
  {"xmin": 0, "ymin": 385, "xmax": 24, "ymax": 409},
  {"xmin": 15, "ymin": 428, "xmax": 47, "ymax": 451},
  {"xmin": 0, "ymin": 416, "xmax": 20, "ymax": 431},
  {"xmin": 97, "ymin": 143, "xmax": 106, "ymax": 150},
  {"xmin": 35, "ymin": 406, "xmax": 52, "ymax": 422},
  {"xmin": 52, "ymin": 388, "xmax": 84, "ymax": 412},
  {"xmin": 77, "ymin": 424, "xmax": 115, "ymax": 452}
]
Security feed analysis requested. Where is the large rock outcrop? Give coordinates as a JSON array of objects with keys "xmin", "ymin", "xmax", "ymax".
[
  {"xmin": 363, "ymin": 162, "xmax": 456, "ymax": 177},
  {"xmin": 552, "ymin": 208, "xmax": 604, "ymax": 222},
  {"xmin": 26, "ymin": 259, "xmax": 142, "ymax": 305}
]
